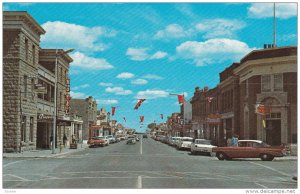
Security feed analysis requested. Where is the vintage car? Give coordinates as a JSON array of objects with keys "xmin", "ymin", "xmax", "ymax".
[
  {"xmin": 106, "ymin": 135, "xmax": 116, "ymax": 144},
  {"xmin": 190, "ymin": 139, "xmax": 217, "ymax": 155},
  {"xmin": 176, "ymin": 137, "xmax": 193, "ymax": 150},
  {"xmin": 126, "ymin": 138, "xmax": 136, "ymax": 144},
  {"xmin": 212, "ymin": 140, "xmax": 287, "ymax": 161},
  {"xmin": 88, "ymin": 136, "xmax": 109, "ymax": 148},
  {"xmin": 169, "ymin": 137, "xmax": 182, "ymax": 147}
]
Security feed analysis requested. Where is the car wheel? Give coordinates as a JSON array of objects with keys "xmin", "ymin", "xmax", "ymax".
[
  {"xmin": 260, "ymin": 154, "xmax": 274, "ymax": 161},
  {"xmin": 216, "ymin": 152, "xmax": 227, "ymax": 160}
]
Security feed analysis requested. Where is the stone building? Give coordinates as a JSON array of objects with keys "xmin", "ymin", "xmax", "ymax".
[
  {"xmin": 3, "ymin": 11, "xmax": 45, "ymax": 152},
  {"xmin": 234, "ymin": 46, "xmax": 297, "ymax": 146},
  {"xmin": 70, "ymin": 96, "xmax": 97, "ymax": 140}
]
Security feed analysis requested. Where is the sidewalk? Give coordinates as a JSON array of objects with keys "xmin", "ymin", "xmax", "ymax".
[{"xmin": 3, "ymin": 143, "xmax": 89, "ymax": 158}]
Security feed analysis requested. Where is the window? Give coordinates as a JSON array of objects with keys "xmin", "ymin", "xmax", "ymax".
[
  {"xmin": 274, "ymin": 74, "xmax": 283, "ymax": 91},
  {"xmin": 24, "ymin": 75, "xmax": 28, "ymax": 98},
  {"xmin": 30, "ymin": 117, "xmax": 34, "ymax": 142},
  {"xmin": 245, "ymin": 79, "xmax": 249, "ymax": 97},
  {"xmin": 25, "ymin": 38, "xmax": 29, "ymax": 61},
  {"xmin": 21, "ymin": 116, "xmax": 26, "ymax": 142},
  {"xmin": 32, "ymin": 45, "xmax": 36, "ymax": 65},
  {"xmin": 261, "ymin": 75, "xmax": 271, "ymax": 92},
  {"xmin": 31, "ymin": 78, "xmax": 35, "ymax": 100}
]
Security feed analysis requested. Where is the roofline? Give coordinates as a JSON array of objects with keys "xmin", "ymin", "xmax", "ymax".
[{"xmin": 4, "ymin": 11, "xmax": 46, "ymax": 35}]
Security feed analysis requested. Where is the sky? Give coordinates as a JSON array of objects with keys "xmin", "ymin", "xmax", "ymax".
[{"xmin": 3, "ymin": 2, "xmax": 297, "ymax": 132}]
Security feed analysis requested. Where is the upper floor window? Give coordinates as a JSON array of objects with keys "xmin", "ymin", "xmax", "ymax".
[
  {"xmin": 32, "ymin": 44, "xmax": 36, "ymax": 65},
  {"xmin": 25, "ymin": 38, "xmax": 29, "ymax": 61},
  {"xmin": 274, "ymin": 74, "xmax": 283, "ymax": 92},
  {"xmin": 261, "ymin": 74, "xmax": 283, "ymax": 93},
  {"xmin": 245, "ymin": 79, "xmax": 249, "ymax": 97},
  {"xmin": 23, "ymin": 75, "xmax": 28, "ymax": 98},
  {"xmin": 261, "ymin": 75, "xmax": 271, "ymax": 92}
]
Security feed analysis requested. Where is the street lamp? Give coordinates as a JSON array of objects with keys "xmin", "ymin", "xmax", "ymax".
[{"xmin": 52, "ymin": 48, "xmax": 74, "ymax": 154}]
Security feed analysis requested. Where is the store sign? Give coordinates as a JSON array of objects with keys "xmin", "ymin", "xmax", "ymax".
[{"xmin": 206, "ymin": 114, "xmax": 221, "ymax": 124}]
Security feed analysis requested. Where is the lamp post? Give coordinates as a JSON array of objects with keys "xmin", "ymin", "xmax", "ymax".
[{"xmin": 52, "ymin": 48, "xmax": 74, "ymax": 154}]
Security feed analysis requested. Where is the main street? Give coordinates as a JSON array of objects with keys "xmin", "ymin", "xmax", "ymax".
[{"xmin": 3, "ymin": 137, "xmax": 297, "ymax": 189}]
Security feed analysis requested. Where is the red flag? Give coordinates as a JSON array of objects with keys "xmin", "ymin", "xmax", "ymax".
[
  {"xmin": 140, "ymin": 116, "xmax": 144, "ymax": 123},
  {"xmin": 123, "ymin": 117, "xmax": 126, "ymax": 122},
  {"xmin": 160, "ymin": 114, "xmax": 163, "ymax": 120},
  {"xmin": 177, "ymin": 95, "xmax": 185, "ymax": 104},
  {"xmin": 207, "ymin": 97, "xmax": 214, "ymax": 103},
  {"xmin": 112, "ymin": 107, "xmax": 116, "ymax": 116},
  {"xmin": 134, "ymin": 99, "xmax": 146, "ymax": 110}
]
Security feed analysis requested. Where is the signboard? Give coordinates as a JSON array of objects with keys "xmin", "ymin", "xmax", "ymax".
[{"xmin": 255, "ymin": 104, "xmax": 271, "ymax": 115}]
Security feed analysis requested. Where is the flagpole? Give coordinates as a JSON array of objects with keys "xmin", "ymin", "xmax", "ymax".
[{"xmin": 273, "ymin": 2, "xmax": 276, "ymax": 48}]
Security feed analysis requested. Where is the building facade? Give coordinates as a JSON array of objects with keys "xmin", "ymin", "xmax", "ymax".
[
  {"xmin": 234, "ymin": 46, "xmax": 297, "ymax": 146},
  {"xmin": 70, "ymin": 96, "xmax": 97, "ymax": 140},
  {"xmin": 3, "ymin": 11, "xmax": 82, "ymax": 152},
  {"xmin": 3, "ymin": 11, "xmax": 45, "ymax": 152}
]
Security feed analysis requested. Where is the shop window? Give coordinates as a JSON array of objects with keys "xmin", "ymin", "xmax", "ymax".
[
  {"xmin": 30, "ymin": 117, "xmax": 34, "ymax": 142},
  {"xmin": 21, "ymin": 116, "xmax": 26, "ymax": 142}
]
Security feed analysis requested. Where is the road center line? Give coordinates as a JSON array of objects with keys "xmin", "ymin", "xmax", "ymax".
[
  {"xmin": 137, "ymin": 175, "xmax": 142, "ymax": 188},
  {"xmin": 249, "ymin": 162, "xmax": 291, "ymax": 177},
  {"xmin": 140, "ymin": 138, "xmax": 143, "ymax": 155}
]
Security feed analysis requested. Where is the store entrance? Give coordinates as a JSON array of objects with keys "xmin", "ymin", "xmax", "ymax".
[{"xmin": 266, "ymin": 119, "xmax": 281, "ymax": 146}]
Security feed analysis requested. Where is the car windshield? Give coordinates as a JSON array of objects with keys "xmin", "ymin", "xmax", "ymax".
[
  {"xmin": 195, "ymin": 140, "xmax": 211, "ymax": 145},
  {"xmin": 107, "ymin": 135, "xmax": 113, "ymax": 138},
  {"xmin": 182, "ymin": 138, "xmax": 193, "ymax": 142},
  {"xmin": 97, "ymin": 137, "xmax": 106, "ymax": 140}
]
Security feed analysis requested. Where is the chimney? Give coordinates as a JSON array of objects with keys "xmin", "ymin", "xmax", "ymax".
[{"xmin": 264, "ymin": 44, "xmax": 267, "ymax": 49}]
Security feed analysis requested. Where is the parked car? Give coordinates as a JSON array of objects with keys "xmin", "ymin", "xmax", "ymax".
[
  {"xmin": 212, "ymin": 140, "xmax": 287, "ymax": 161},
  {"xmin": 143, "ymin": 134, "xmax": 148, "ymax": 138},
  {"xmin": 176, "ymin": 137, "xmax": 193, "ymax": 150},
  {"xmin": 106, "ymin": 135, "xmax": 116, "ymax": 144},
  {"xmin": 191, "ymin": 139, "xmax": 216, "ymax": 156},
  {"xmin": 87, "ymin": 136, "xmax": 109, "ymax": 147},
  {"xmin": 126, "ymin": 138, "xmax": 136, "ymax": 144},
  {"xmin": 169, "ymin": 137, "xmax": 182, "ymax": 147}
]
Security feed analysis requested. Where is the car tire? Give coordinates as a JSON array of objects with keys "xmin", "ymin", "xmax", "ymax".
[
  {"xmin": 216, "ymin": 152, "xmax": 227, "ymax": 160},
  {"xmin": 260, "ymin": 154, "xmax": 274, "ymax": 161}
]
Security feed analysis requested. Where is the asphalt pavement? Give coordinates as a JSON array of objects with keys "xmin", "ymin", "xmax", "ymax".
[{"xmin": 2, "ymin": 137, "xmax": 298, "ymax": 189}]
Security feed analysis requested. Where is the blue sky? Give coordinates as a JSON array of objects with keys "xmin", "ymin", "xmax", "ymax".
[{"xmin": 3, "ymin": 2, "xmax": 297, "ymax": 132}]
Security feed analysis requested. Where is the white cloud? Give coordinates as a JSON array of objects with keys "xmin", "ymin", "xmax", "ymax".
[
  {"xmin": 150, "ymin": 51, "xmax": 168, "ymax": 59},
  {"xmin": 195, "ymin": 19, "xmax": 246, "ymax": 39},
  {"xmin": 131, "ymin": 79, "xmax": 148, "ymax": 85},
  {"xmin": 105, "ymin": 87, "xmax": 132, "ymax": 95},
  {"xmin": 176, "ymin": 38, "xmax": 254, "ymax": 66},
  {"xmin": 126, "ymin": 48, "xmax": 149, "ymax": 61},
  {"xmin": 70, "ymin": 52, "xmax": 114, "ymax": 70},
  {"xmin": 126, "ymin": 48, "xmax": 168, "ymax": 61},
  {"xmin": 116, "ymin": 72, "xmax": 135, "ymax": 79},
  {"xmin": 143, "ymin": 74, "xmax": 164, "ymax": 80},
  {"xmin": 70, "ymin": 91, "xmax": 87, "ymax": 99},
  {"xmin": 99, "ymin": 82, "xmax": 113, "ymax": 87},
  {"xmin": 97, "ymin": 99, "xmax": 119, "ymax": 105},
  {"xmin": 248, "ymin": 3, "xmax": 297, "ymax": 19},
  {"xmin": 41, "ymin": 21, "xmax": 116, "ymax": 52},
  {"xmin": 72, "ymin": 84, "xmax": 90, "ymax": 91},
  {"xmin": 154, "ymin": 24, "xmax": 191, "ymax": 39},
  {"xmin": 135, "ymin": 89, "xmax": 169, "ymax": 99}
]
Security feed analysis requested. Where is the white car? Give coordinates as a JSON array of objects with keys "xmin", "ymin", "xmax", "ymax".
[
  {"xmin": 176, "ymin": 137, "xmax": 193, "ymax": 150},
  {"xmin": 190, "ymin": 139, "xmax": 216, "ymax": 156},
  {"xmin": 106, "ymin": 135, "xmax": 116, "ymax": 144},
  {"xmin": 170, "ymin": 137, "xmax": 181, "ymax": 146}
]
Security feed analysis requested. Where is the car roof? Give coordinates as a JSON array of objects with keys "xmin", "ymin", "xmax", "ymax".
[{"xmin": 238, "ymin": 140, "xmax": 263, "ymax": 143}]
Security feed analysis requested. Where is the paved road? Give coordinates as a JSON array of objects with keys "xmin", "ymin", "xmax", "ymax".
[{"xmin": 3, "ymin": 137, "xmax": 297, "ymax": 189}]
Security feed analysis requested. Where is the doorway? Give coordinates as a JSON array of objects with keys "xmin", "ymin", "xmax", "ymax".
[{"xmin": 266, "ymin": 119, "xmax": 281, "ymax": 146}]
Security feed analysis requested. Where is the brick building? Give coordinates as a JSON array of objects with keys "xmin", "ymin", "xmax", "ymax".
[{"xmin": 234, "ymin": 46, "xmax": 297, "ymax": 146}]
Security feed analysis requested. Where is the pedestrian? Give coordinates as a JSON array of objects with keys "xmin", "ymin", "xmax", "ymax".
[
  {"xmin": 231, "ymin": 135, "xmax": 239, "ymax": 147},
  {"xmin": 63, "ymin": 134, "xmax": 68, "ymax": 148},
  {"xmin": 50, "ymin": 135, "xmax": 53, "ymax": 149},
  {"xmin": 227, "ymin": 137, "xmax": 232, "ymax": 146}
]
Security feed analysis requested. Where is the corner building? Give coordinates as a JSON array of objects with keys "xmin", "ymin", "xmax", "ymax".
[{"xmin": 234, "ymin": 46, "xmax": 297, "ymax": 146}]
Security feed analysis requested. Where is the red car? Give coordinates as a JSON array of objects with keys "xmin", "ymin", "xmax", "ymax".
[
  {"xmin": 88, "ymin": 136, "xmax": 109, "ymax": 148},
  {"xmin": 212, "ymin": 140, "xmax": 287, "ymax": 161}
]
